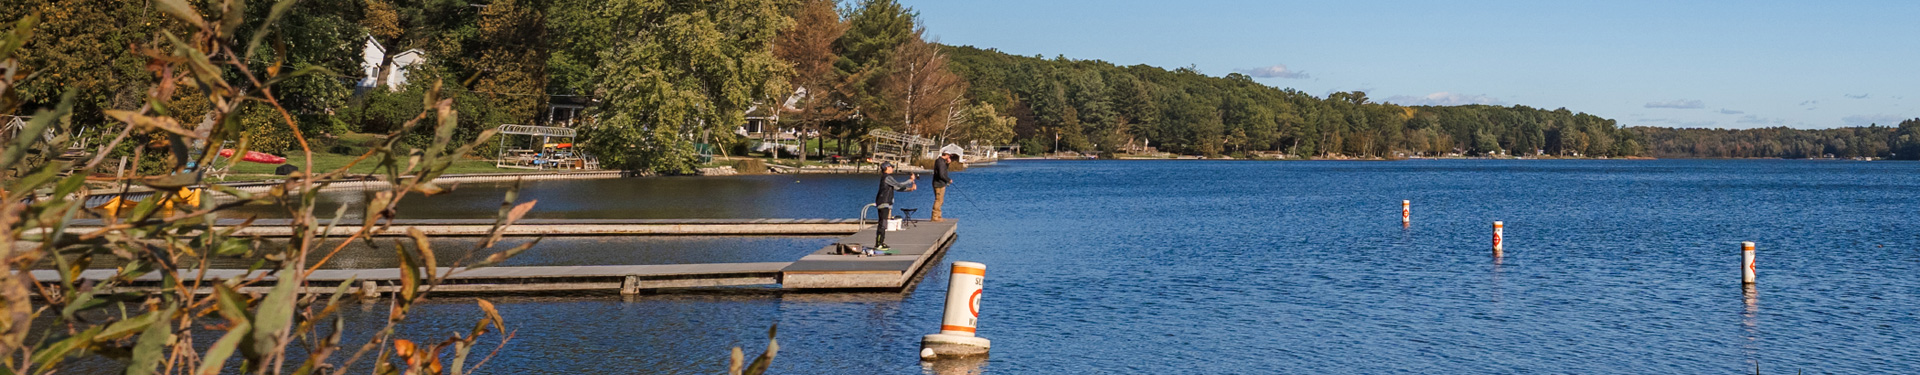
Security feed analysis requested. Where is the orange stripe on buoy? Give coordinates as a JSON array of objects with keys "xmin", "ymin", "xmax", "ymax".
[
  {"xmin": 952, "ymin": 267, "xmax": 985, "ymax": 276},
  {"xmin": 941, "ymin": 325, "xmax": 976, "ymax": 333}
]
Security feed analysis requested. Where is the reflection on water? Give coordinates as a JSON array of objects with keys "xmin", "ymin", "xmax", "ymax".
[
  {"xmin": 922, "ymin": 355, "xmax": 990, "ymax": 375},
  {"xmin": 1743, "ymin": 283, "xmax": 1760, "ymax": 370}
]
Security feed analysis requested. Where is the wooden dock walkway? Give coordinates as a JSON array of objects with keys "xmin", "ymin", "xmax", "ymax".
[
  {"xmin": 782, "ymin": 220, "xmax": 958, "ymax": 289},
  {"xmin": 60, "ymin": 218, "xmax": 865, "ymax": 237},
  {"xmin": 36, "ymin": 220, "xmax": 958, "ymax": 295}
]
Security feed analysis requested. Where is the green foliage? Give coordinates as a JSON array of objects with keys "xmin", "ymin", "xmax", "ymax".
[
  {"xmin": 838, "ymin": 0, "xmax": 917, "ymax": 73},
  {"xmin": 238, "ymin": 103, "xmax": 296, "ymax": 154},
  {"xmin": 1633, "ymin": 119, "xmax": 1920, "ymax": 159},
  {"xmin": 350, "ymin": 80, "xmax": 511, "ymax": 154},
  {"xmin": 471, "ymin": 0, "xmax": 549, "ymax": 123},
  {"xmin": 0, "ymin": 0, "xmax": 159, "ymax": 124},
  {"xmin": 544, "ymin": 0, "xmax": 615, "ymax": 97},
  {"xmin": 956, "ymin": 102, "xmax": 1016, "ymax": 145},
  {"xmin": 943, "ymin": 46, "xmax": 1644, "ymax": 158},
  {"xmin": 582, "ymin": 0, "xmax": 793, "ymax": 174}
]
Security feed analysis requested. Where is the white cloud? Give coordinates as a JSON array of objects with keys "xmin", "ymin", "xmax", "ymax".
[
  {"xmin": 1717, "ymin": 109, "xmax": 1744, "ymax": 115},
  {"xmin": 1645, "ymin": 99, "xmax": 1705, "ymax": 109},
  {"xmin": 1842, "ymin": 114, "xmax": 1909, "ymax": 127},
  {"xmin": 1381, "ymin": 92, "xmax": 1504, "ymax": 106},
  {"xmin": 1843, "ymin": 93, "xmax": 1869, "ymax": 99},
  {"xmin": 1235, "ymin": 64, "xmax": 1310, "ymax": 79}
]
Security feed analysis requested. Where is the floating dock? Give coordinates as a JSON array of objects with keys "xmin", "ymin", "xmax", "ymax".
[
  {"xmin": 59, "ymin": 218, "xmax": 865, "ymax": 237},
  {"xmin": 782, "ymin": 220, "xmax": 958, "ymax": 289},
  {"xmin": 36, "ymin": 220, "xmax": 958, "ymax": 295}
]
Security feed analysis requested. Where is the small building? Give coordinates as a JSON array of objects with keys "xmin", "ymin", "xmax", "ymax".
[
  {"xmin": 358, "ymin": 36, "xmax": 427, "ymax": 92},
  {"xmin": 542, "ymin": 95, "xmax": 596, "ymax": 128},
  {"xmin": 939, "ymin": 144, "xmax": 966, "ymax": 159}
]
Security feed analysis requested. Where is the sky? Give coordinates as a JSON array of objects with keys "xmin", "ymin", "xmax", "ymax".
[{"xmin": 897, "ymin": 0, "xmax": 1920, "ymax": 129}]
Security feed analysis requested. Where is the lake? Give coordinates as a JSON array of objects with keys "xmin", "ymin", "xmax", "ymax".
[{"xmin": 268, "ymin": 160, "xmax": 1920, "ymax": 373}]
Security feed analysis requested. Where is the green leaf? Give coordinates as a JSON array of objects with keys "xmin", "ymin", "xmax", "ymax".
[
  {"xmin": 448, "ymin": 340, "xmax": 471, "ymax": 375},
  {"xmin": 246, "ymin": 263, "xmax": 298, "ymax": 362},
  {"xmin": 61, "ymin": 292, "xmax": 142, "ymax": 320},
  {"xmin": 196, "ymin": 320, "xmax": 250, "ymax": 375},
  {"xmin": 207, "ymin": 184, "xmax": 255, "ymax": 202},
  {"xmin": 125, "ymin": 307, "xmax": 176, "ymax": 375},
  {"xmin": 215, "ymin": 238, "xmax": 250, "ymax": 257},
  {"xmin": 406, "ymin": 227, "xmax": 436, "ymax": 282},
  {"xmin": 127, "ymin": 191, "xmax": 164, "ymax": 222},
  {"xmin": 94, "ymin": 307, "xmax": 166, "ymax": 342},
  {"xmin": 30, "ymin": 325, "xmax": 102, "ymax": 373},
  {"xmin": 0, "ymin": 13, "xmax": 38, "ymax": 58},
  {"xmin": 4, "ymin": 163, "xmax": 63, "ymax": 199},
  {"xmin": 53, "ymin": 173, "xmax": 87, "ymax": 196},
  {"xmin": 395, "ymin": 240, "xmax": 419, "ymax": 302},
  {"xmin": 212, "ymin": 284, "xmax": 250, "ymax": 323}
]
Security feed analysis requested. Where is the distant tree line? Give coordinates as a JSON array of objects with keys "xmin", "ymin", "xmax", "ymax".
[
  {"xmin": 1632, "ymin": 119, "xmax": 1920, "ymax": 159},
  {"xmin": 942, "ymin": 46, "xmax": 1644, "ymax": 158}
]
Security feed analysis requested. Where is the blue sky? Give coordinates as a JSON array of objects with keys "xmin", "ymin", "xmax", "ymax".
[{"xmin": 898, "ymin": 0, "xmax": 1919, "ymax": 129}]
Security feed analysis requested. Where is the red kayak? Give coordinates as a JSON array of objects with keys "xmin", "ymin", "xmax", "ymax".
[{"xmin": 218, "ymin": 149, "xmax": 288, "ymax": 164}]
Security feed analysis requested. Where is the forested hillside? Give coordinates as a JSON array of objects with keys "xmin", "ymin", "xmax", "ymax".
[
  {"xmin": 1632, "ymin": 119, "xmax": 1920, "ymax": 159},
  {"xmin": 943, "ymin": 46, "xmax": 1642, "ymax": 158}
]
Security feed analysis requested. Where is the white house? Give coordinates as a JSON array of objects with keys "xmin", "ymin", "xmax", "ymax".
[{"xmin": 358, "ymin": 36, "xmax": 427, "ymax": 91}]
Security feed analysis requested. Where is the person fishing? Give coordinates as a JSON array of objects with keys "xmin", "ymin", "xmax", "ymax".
[
  {"xmin": 874, "ymin": 161, "xmax": 917, "ymax": 250},
  {"xmin": 931, "ymin": 153, "xmax": 954, "ymax": 221}
]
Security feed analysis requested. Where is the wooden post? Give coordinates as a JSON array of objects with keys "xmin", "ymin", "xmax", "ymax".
[
  {"xmin": 1741, "ymin": 242, "xmax": 1756, "ymax": 284},
  {"xmin": 621, "ymin": 275, "xmax": 641, "ymax": 295}
]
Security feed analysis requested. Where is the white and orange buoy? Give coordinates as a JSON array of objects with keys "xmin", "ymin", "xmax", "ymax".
[
  {"xmin": 922, "ymin": 261, "xmax": 990, "ymax": 358},
  {"xmin": 1741, "ymin": 242, "xmax": 1756, "ymax": 284},
  {"xmin": 1401, "ymin": 200, "xmax": 1410, "ymax": 226},
  {"xmin": 1492, "ymin": 221, "xmax": 1505, "ymax": 256}
]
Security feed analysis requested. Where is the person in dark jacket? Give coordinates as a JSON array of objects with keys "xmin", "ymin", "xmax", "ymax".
[
  {"xmin": 874, "ymin": 161, "xmax": 916, "ymax": 249},
  {"xmin": 931, "ymin": 153, "xmax": 954, "ymax": 221}
]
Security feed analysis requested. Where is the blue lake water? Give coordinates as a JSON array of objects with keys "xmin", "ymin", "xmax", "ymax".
[{"xmin": 290, "ymin": 160, "xmax": 1920, "ymax": 373}]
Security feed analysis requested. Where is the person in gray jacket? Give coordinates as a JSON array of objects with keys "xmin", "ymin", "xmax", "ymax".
[{"xmin": 874, "ymin": 161, "xmax": 916, "ymax": 250}]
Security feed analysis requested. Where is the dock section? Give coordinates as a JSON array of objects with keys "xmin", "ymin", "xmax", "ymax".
[
  {"xmin": 32, "ymin": 262, "xmax": 791, "ymax": 295},
  {"xmin": 782, "ymin": 221, "xmax": 958, "ymax": 290},
  {"xmin": 36, "ymin": 220, "xmax": 959, "ymax": 295},
  {"xmin": 60, "ymin": 218, "xmax": 864, "ymax": 237}
]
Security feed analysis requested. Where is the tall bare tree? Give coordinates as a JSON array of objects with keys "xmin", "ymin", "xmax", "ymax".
[
  {"xmin": 773, "ymin": 0, "xmax": 853, "ymax": 161},
  {"xmin": 878, "ymin": 30, "xmax": 967, "ymax": 139}
]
